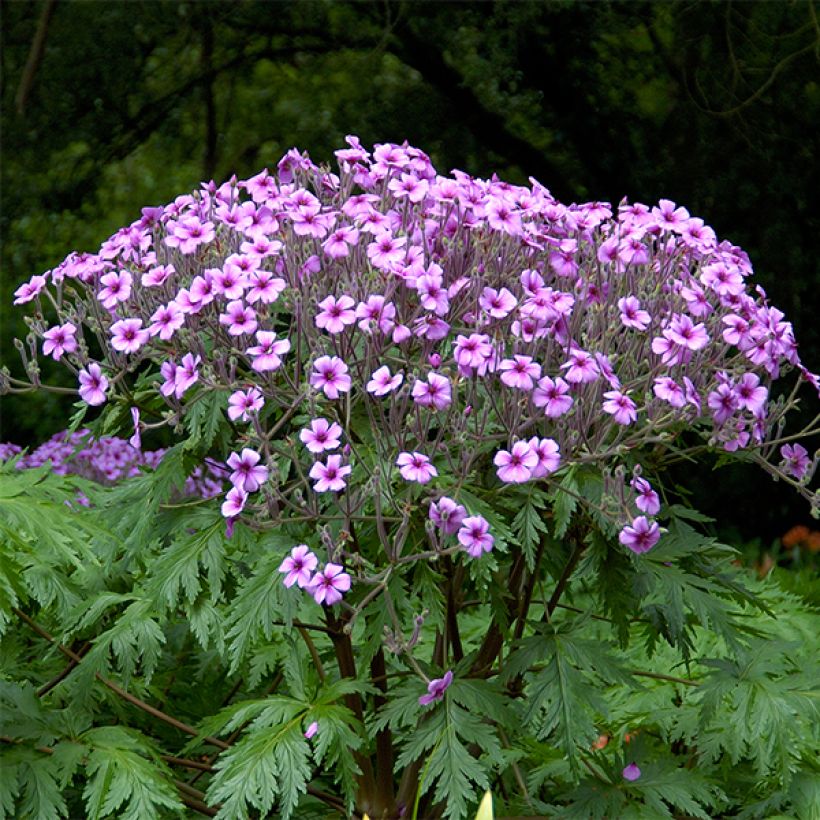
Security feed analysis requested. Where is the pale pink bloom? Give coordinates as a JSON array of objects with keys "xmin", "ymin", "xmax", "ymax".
[
  {"xmin": 174, "ymin": 353, "xmax": 200, "ymax": 398},
  {"xmin": 13, "ymin": 275, "xmax": 47, "ymax": 305},
  {"xmin": 322, "ymin": 225, "xmax": 360, "ymax": 259},
  {"xmin": 707, "ymin": 383, "xmax": 738, "ymax": 425},
  {"xmin": 413, "ymin": 315, "xmax": 450, "ymax": 341},
  {"xmin": 526, "ymin": 437, "xmax": 560, "ymax": 478},
  {"xmin": 159, "ymin": 361, "xmax": 178, "ymax": 398},
  {"xmin": 411, "ymin": 372, "xmax": 451, "ymax": 410},
  {"xmin": 228, "ymin": 387, "xmax": 264, "ymax": 422},
  {"xmin": 307, "ymin": 563, "xmax": 351, "ymax": 605},
  {"xmin": 245, "ymin": 271, "xmax": 286, "ymax": 304},
  {"xmin": 309, "ymin": 455, "xmax": 352, "ymax": 492},
  {"xmin": 98, "ymin": 270, "xmax": 132, "ymax": 309},
  {"xmin": 78, "ymin": 363, "xmax": 108, "ymax": 406},
  {"xmin": 42, "ymin": 323, "xmax": 78, "ymax": 360},
  {"xmin": 388, "ymin": 172, "xmax": 429, "ymax": 202},
  {"xmin": 652, "ymin": 198, "xmax": 689, "ymax": 231},
  {"xmin": 392, "ymin": 324, "xmax": 412, "ymax": 344},
  {"xmin": 110, "ymin": 318, "xmax": 149, "ymax": 354},
  {"xmin": 211, "ymin": 266, "xmax": 247, "ymax": 300},
  {"xmin": 300, "ymin": 418, "xmax": 343, "ymax": 453},
  {"xmin": 220, "ymin": 301, "xmax": 257, "ymax": 336},
  {"xmin": 367, "ymin": 231, "xmax": 406, "ymax": 269},
  {"xmin": 631, "ymin": 477, "xmax": 661, "ymax": 515},
  {"xmin": 419, "ymin": 670, "xmax": 453, "ymax": 706},
  {"xmin": 188, "ymin": 274, "xmax": 216, "ymax": 307},
  {"xmin": 780, "ymin": 443, "xmax": 811, "ymax": 480},
  {"xmin": 617, "ymin": 296, "xmax": 650, "ymax": 331},
  {"xmin": 415, "ymin": 269, "xmax": 449, "ymax": 315},
  {"xmin": 680, "ymin": 283, "xmax": 713, "ymax": 318},
  {"xmin": 499, "ymin": 356, "xmax": 541, "ymax": 391},
  {"xmin": 355, "ymin": 295, "xmax": 396, "ymax": 334},
  {"xmin": 367, "ymin": 365, "xmax": 403, "ymax": 396},
  {"xmin": 149, "ymin": 302, "xmax": 184, "ymax": 340},
  {"xmin": 735, "ymin": 373, "xmax": 768, "ymax": 414},
  {"xmin": 666, "ymin": 314, "xmax": 709, "ymax": 351},
  {"xmin": 494, "ymin": 441, "xmax": 538, "ymax": 483},
  {"xmin": 315, "ymin": 294, "xmax": 356, "ymax": 334},
  {"xmin": 291, "ymin": 206, "xmax": 334, "ymax": 239},
  {"xmin": 304, "ymin": 721, "xmax": 319, "ymax": 739},
  {"xmin": 221, "ymin": 486, "xmax": 248, "ymax": 518},
  {"xmin": 619, "ymin": 516, "xmax": 660, "ymax": 554},
  {"xmin": 560, "ymin": 349, "xmax": 599, "ymax": 384},
  {"xmin": 653, "ymin": 377, "xmax": 686, "ymax": 408},
  {"xmin": 246, "ymin": 331, "xmax": 291, "ymax": 372},
  {"xmin": 141, "ymin": 264, "xmax": 175, "ymax": 288},
  {"xmin": 603, "ymin": 390, "xmax": 638, "ymax": 425},
  {"xmin": 479, "ymin": 286, "xmax": 517, "ymax": 319},
  {"xmin": 429, "ymin": 496, "xmax": 467, "ymax": 536},
  {"xmin": 227, "ymin": 448, "xmax": 268, "ymax": 492},
  {"xmin": 310, "ymin": 356, "xmax": 351, "ymax": 399},
  {"xmin": 532, "ymin": 376, "xmax": 573, "ymax": 418},
  {"xmin": 700, "ymin": 262, "xmax": 745, "ymax": 297},
  {"xmin": 278, "ymin": 545, "xmax": 318, "ymax": 589},
  {"xmin": 396, "ymin": 451, "xmax": 438, "ymax": 483},
  {"xmin": 458, "ymin": 515, "xmax": 494, "ymax": 557},
  {"xmin": 486, "ymin": 197, "xmax": 522, "ymax": 235},
  {"xmin": 453, "ymin": 333, "xmax": 493, "ymax": 369}
]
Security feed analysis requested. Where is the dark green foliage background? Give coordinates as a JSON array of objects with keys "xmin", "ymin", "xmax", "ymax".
[{"xmin": 1, "ymin": 0, "xmax": 818, "ymax": 540}]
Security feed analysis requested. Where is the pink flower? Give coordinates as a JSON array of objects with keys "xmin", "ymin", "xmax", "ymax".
[
  {"xmin": 245, "ymin": 271, "xmax": 286, "ymax": 304},
  {"xmin": 322, "ymin": 225, "xmax": 359, "ymax": 259},
  {"xmin": 415, "ymin": 269, "xmax": 450, "ymax": 315},
  {"xmin": 355, "ymin": 295, "xmax": 396, "ymax": 334},
  {"xmin": 227, "ymin": 448, "xmax": 269, "ymax": 492},
  {"xmin": 560, "ymin": 349, "xmax": 599, "ymax": 384},
  {"xmin": 219, "ymin": 301, "xmax": 257, "ymax": 336},
  {"xmin": 315, "ymin": 294, "xmax": 356, "ymax": 334},
  {"xmin": 310, "ymin": 356, "xmax": 351, "ymax": 399},
  {"xmin": 246, "ymin": 331, "xmax": 291, "ymax": 372},
  {"xmin": 665, "ymin": 314, "xmax": 710, "ymax": 351},
  {"xmin": 458, "ymin": 516, "xmax": 494, "ymax": 557},
  {"xmin": 159, "ymin": 361, "xmax": 178, "ymax": 398},
  {"xmin": 98, "ymin": 270, "xmax": 132, "ymax": 309},
  {"xmin": 388, "ymin": 172, "xmax": 429, "ymax": 202},
  {"xmin": 221, "ymin": 486, "xmax": 248, "ymax": 518},
  {"xmin": 617, "ymin": 296, "xmax": 651, "ymax": 331},
  {"xmin": 78, "ymin": 363, "xmax": 108, "ymax": 406},
  {"xmin": 780, "ymin": 443, "xmax": 810, "ymax": 480},
  {"xmin": 174, "ymin": 353, "xmax": 200, "ymax": 398},
  {"xmin": 411, "ymin": 372, "xmax": 451, "ymax": 410},
  {"xmin": 419, "ymin": 670, "xmax": 453, "ymax": 706},
  {"xmin": 110, "ymin": 318, "xmax": 149, "ymax": 354},
  {"xmin": 367, "ymin": 365, "xmax": 404, "ymax": 396},
  {"xmin": 211, "ymin": 266, "xmax": 247, "ymax": 300},
  {"xmin": 278, "ymin": 545, "xmax": 318, "ymax": 588},
  {"xmin": 227, "ymin": 387, "xmax": 264, "ymax": 422},
  {"xmin": 707, "ymin": 383, "xmax": 738, "ymax": 425},
  {"xmin": 429, "ymin": 496, "xmax": 467, "ymax": 536},
  {"xmin": 499, "ymin": 355, "xmax": 541, "ymax": 391},
  {"xmin": 631, "ymin": 477, "xmax": 661, "ymax": 515},
  {"xmin": 129, "ymin": 407, "xmax": 141, "ymax": 450},
  {"xmin": 300, "ymin": 418, "xmax": 343, "ymax": 453},
  {"xmin": 149, "ymin": 302, "xmax": 185, "ymax": 340},
  {"xmin": 396, "ymin": 451, "xmax": 438, "ymax": 484},
  {"xmin": 309, "ymin": 454, "xmax": 352, "ymax": 492},
  {"xmin": 532, "ymin": 376, "xmax": 573, "ymax": 418},
  {"xmin": 622, "ymin": 763, "xmax": 641, "ymax": 782},
  {"xmin": 453, "ymin": 334, "xmax": 493, "ymax": 370},
  {"xmin": 13, "ymin": 275, "xmax": 47, "ymax": 305},
  {"xmin": 527, "ymin": 437, "xmax": 561, "ymax": 478},
  {"xmin": 653, "ymin": 377, "xmax": 686, "ymax": 408},
  {"xmin": 42, "ymin": 323, "xmax": 78, "ymax": 360},
  {"xmin": 304, "ymin": 721, "xmax": 319, "ymax": 739},
  {"xmin": 494, "ymin": 441, "xmax": 538, "ymax": 483},
  {"xmin": 479, "ymin": 286, "xmax": 517, "ymax": 319},
  {"xmin": 735, "ymin": 373, "xmax": 768, "ymax": 414},
  {"xmin": 367, "ymin": 231, "xmax": 406, "ymax": 270},
  {"xmin": 307, "ymin": 563, "xmax": 351, "ymax": 605},
  {"xmin": 603, "ymin": 390, "xmax": 638, "ymax": 425},
  {"xmin": 619, "ymin": 516, "xmax": 661, "ymax": 554}
]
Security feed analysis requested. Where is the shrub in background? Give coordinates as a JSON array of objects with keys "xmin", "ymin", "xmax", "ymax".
[{"xmin": 1, "ymin": 139, "xmax": 818, "ymax": 818}]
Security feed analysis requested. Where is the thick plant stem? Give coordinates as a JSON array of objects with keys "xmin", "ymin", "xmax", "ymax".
[
  {"xmin": 370, "ymin": 647, "xmax": 397, "ymax": 816},
  {"xmin": 545, "ymin": 536, "xmax": 586, "ymax": 619}
]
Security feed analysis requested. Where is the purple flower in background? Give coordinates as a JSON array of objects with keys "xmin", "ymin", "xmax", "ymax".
[
  {"xmin": 458, "ymin": 515, "xmax": 494, "ymax": 557},
  {"xmin": 494, "ymin": 441, "xmax": 537, "ymax": 484},
  {"xmin": 174, "ymin": 353, "xmax": 201, "ymax": 399},
  {"xmin": 411, "ymin": 372, "xmax": 451, "ymax": 410},
  {"xmin": 307, "ymin": 563, "xmax": 351, "ymax": 605},
  {"xmin": 631, "ymin": 477, "xmax": 661, "ymax": 515},
  {"xmin": 148, "ymin": 302, "xmax": 185, "ymax": 340},
  {"xmin": 304, "ymin": 721, "xmax": 319, "ymax": 739},
  {"xmin": 619, "ymin": 516, "xmax": 661, "ymax": 554},
  {"xmin": 396, "ymin": 451, "xmax": 438, "ymax": 484},
  {"xmin": 221, "ymin": 486, "xmax": 248, "ymax": 518},
  {"xmin": 278, "ymin": 545, "xmax": 318, "ymax": 589},
  {"xmin": 227, "ymin": 448, "xmax": 268, "ymax": 492},
  {"xmin": 13, "ymin": 275, "xmax": 47, "ymax": 305},
  {"xmin": 429, "ymin": 496, "xmax": 467, "ymax": 536},
  {"xmin": 367, "ymin": 365, "xmax": 404, "ymax": 396},
  {"xmin": 310, "ymin": 356, "xmax": 352, "ymax": 399},
  {"xmin": 560, "ymin": 349, "xmax": 599, "ymax": 384},
  {"xmin": 479, "ymin": 286, "xmax": 517, "ymax": 319},
  {"xmin": 78, "ymin": 364, "xmax": 109, "ymax": 406},
  {"xmin": 622, "ymin": 763, "xmax": 642, "ymax": 782},
  {"xmin": 228, "ymin": 387, "xmax": 264, "ymax": 422},
  {"xmin": 618, "ymin": 296, "xmax": 650, "ymax": 331},
  {"xmin": 653, "ymin": 377, "xmax": 686, "ymax": 408},
  {"xmin": 419, "ymin": 670, "xmax": 453, "ymax": 706},
  {"xmin": 98, "ymin": 270, "xmax": 132, "ymax": 309},
  {"xmin": 300, "ymin": 418, "xmax": 343, "ymax": 454},
  {"xmin": 781, "ymin": 443, "xmax": 810, "ymax": 480},
  {"xmin": 309, "ymin": 454, "xmax": 352, "ymax": 492},
  {"xmin": 42, "ymin": 323, "xmax": 78, "ymax": 360}
]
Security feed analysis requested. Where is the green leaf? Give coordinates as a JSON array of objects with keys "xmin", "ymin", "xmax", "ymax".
[{"xmin": 551, "ymin": 466, "xmax": 579, "ymax": 539}]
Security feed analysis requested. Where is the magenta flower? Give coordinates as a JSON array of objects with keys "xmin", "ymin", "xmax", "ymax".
[
  {"xmin": 415, "ymin": 269, "xmax": 450, "ymax": 315},
  {"xmin": 429, "ymin": 496, "xmax": 467, "ymax": 536},
  {"xmin": 246, "ymin": 271, "xmax": 286, "ymax": 305},
  {"xmin": 631, "ymin": 477, "xmax": 661, "ymax": 515},
  {"xmin": 499, "ymin": 356, "xmax": 541, "ymax": 391},
  {"xmin": 315, "ymin": 294, "xmax": 356, "ymax": 334},
  {"xmin": 78, "ymin": 363, "xmax": 109, "ymax": 406},
  {"xmin": 735, "ymin": 373, "xmax": 768, "ymax": 414},
  {"xmin": 603, "ymin": 390, "xmax": 638, "ymax": 425},
  {"xmin": 307, "ymin": 563, "xmax": 351, "ymax": 605},
  {"xmin": 527, "ymin": 437, "xmax": 561, "ymax": 478},
  {"xmin": 366, "ymin": 231, "xmax": 406, "ymax": 270},
  {"xmin": 355, "ymin": 294, "xmax": 396, "ymax": 334},
  {"xmin": 110, "ymin": 319, "xmax": 149, "ymax": 354},
  {"xmin": 367, "ymin": 365, "xmax": 404, "ymax": 396},
  {"xmin": 299, "ymin": 418, "xmax": 343, "ymax": 453},
  {"xmin": 227, "ymin": 448, "xmax": 269, "ymax": 492},
  {"xmin": 619, "ymin": 516, "xmax": 661, "ymax": 554},
  {"xmin": 411, "ymin": 372, "xmax": 452, "ymax": 410},
  {"xmin": 419, "ymin": 670, "xmax": 454, "ymax": 706},
  {"xmin": 221, "ymin": 486, "xmax": 248, "ymax": 519},
  {"xmin": 323, "ymin": 225, "xmax": 359, "ymax": 259},
  {"xmin": 479, "ymin": 286, "xmax": 517, "ymax": 319},
  {"xmin": 396, "ymin": 451, "xmax": 438, "ymax": 484},
  {"xmin": 622, "ymin": 763, "xmax": 642, "ymax": 782},
  {"xmin": 304, "ymin": 721, "xmax": 319, "ymax": 740},
  {"xmin": 707, "ymin": 383, "xmax": 738, "ymax": 425},
  {"xmin": 309, "ymin": 454, "xmax": 352, "ymax": 492},
  {"xmin": 560, "ymin": 349, "xmax": 599, "ymax": 384},
  {"xmin": 388, "ymin": 172, "xmax": 429, "ymax": 202},
  {"xmin": 227, "ymin": 387, "xmax": 264, "ymax": 422},
  {"xmin": 159, "ymin": 361, "xmax": 178, "ymax": 398},
  {"xmin": 98, "ymin": 270, "xmax": 132, "ymax": 309},
  {"xmin": 246, "ymin": 331, "xmax": 291, "ymax": 373},
  {"xmin": 42, "ymin": 323, "xmax": 78, "ymax": 360},
  {"xmin": 453, "ymin": 333, "xmax": 493, "ymax": 370},
  {"xmin": 13, "ymin": 275, "xmax": 47, "ymax": 305},
  {"xmin": 211, "ymin": 266, "xmax": 247, "ymax": 300},
  {"xmin": 618, "ymin": 296, "xmax": 651, "ymax": 331},
  {"xmin": 494, "ymin": 441, "xmax": 538, "ymax": 484},
  {"xmin": 219, "ymin": 300, "xmax": 258, "ymax": 336},
  {"xmin": 666, "ymin": 314, "xmax": 710, "ymax": 351},
  {"xmin": 458, "ymin": 516, "xmax": 494, "ymax": 558},
  {"xmin": 653, "ymin": 377, "xmax": 686, "ymax": 408},
  {"xmin": 278, "ymin": 545, "xmax": 318, "ymax": 589},
  {"xmin": 149, "ymin": 302, "xmax": 185, "ymax": 340},
  {"xmin": 532, "ymin": 375, "xmax": 573, "ymax": 418},
  {"xmin": 310, "ymin": 356, "xmax": 351, "ymax": 399},
  {"xmin": 781, "ymin": 443, "xmax": 810, "ymax": 480},
  {"xmin": 173, "ymin": 353, "xmax": 200, "ymax": 399}
]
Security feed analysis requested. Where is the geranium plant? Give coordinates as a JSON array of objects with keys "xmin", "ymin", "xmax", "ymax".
[{"xmin": 2, "ymin": 138, "xmax": 818, "ymax": 819}]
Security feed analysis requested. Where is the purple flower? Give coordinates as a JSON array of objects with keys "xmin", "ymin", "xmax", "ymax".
[
  {"xmin": 602, "ymin": 391, "xmax": 638, "ymax": 425},
  {"xmin": 42, "ymin": 323, "xmax": 78, "ymax": 360},
  {"xmin": 309, "ymin": 454, "xmax": 352, "ymax": 492},
  {"xmin": 315, "ymin": 294, "xmax": 356, "ymax": 334},
  {"xmin": 419, "ymin": 670, "xmax": 453, "ymax": 706},
  {"xmin": 494, "ymin": 441, "xmax": 538, "ymax": 484},
  {"xmin": 499, "ymin": 355, "xmax": 541, "ymax": 391},
  {"xmin": 653, "ymin": 377, "xmax": 686, "ymax": 408},
  {"xmin": 411, "ymin": 372, "xmax": 452, "ymax": 410},
  {"xmin": 622, "ymin": 763, "xmax": 641, "ymax": 782},
  {"xmin": 228, "ymin": 387, "xmax": 264, "ymax": 422},
  {"xmin": 631, "ymin": 477, "xmax": 661, "ymax": 515},
  {"xmin": 532, "ymin": 376, "xmax": 573, "ymax": 418},
  {"xmin": 781, "ymin": 443, "xmax": 810, "ymax": 480},
  {"xmin": 479, "ymin": 286, "xmax": 517, "ymax": 319},
  {"xmin": 246, "ymin": 331, "xmax": 291, "ymax": 373},
  {"xmin": 219, "ymin": 300, "xmax": 258, "ymax": 336},
  {"xmin": 618, "ymin": 296, "xmax": 651, "ymax": 331},
  {"xmin": 174, "ymin": 353, "xmax": 200, "ymax": 399},
  {"xmin": 110, "ymin": 319, "xmax": 149, "ymax": 354},
  {"xmin": 246, "ymin": 271, "xmax": 286, "ymax": 304},
  {"xmin": 707, "ymin": 383, "xmax": 738, "ymax": 426},
  {"xmin": 310, "ymin": 356, "xmax": 351, "ymax": 399},
  {"xmin": 13, "ymin": 275, "xmax": 47, "ymax": 305},
  {"xmin": 78, "ymin": 363, "xmax": 109, "ymax": 406},
  {"xmin": 735, "ymin": 373, "xmax": 768, "ymax": 414},
  {"xmin": 619, "ymin": 516, "xmax": 661, "ymax": 554},
  {"xmin": 299, "ymin": 418, "xmax": 343, "ymax": 454},
  {"xmin": 227, "ymin": 448, "xmax": 269, "ymax": 492},
  {"xmin": 527, "ymin": 437, "xmax": 561, "ymax": 478},
  {"xmin": 221, "ymin": 486, "xmax": 248, "ymax": 518},
  {"xmin": 304, "ymin": 721, "xmax": 319, "ymax": 739},
  {"xmin": 396, "ymin": 451, "xmax": 438, "ymax": 484},
  {"xmin": 560, "ymin": 349, "xmax": 599, "ymax": 384},
  {"xmin": 415, "ymin": 268, "xmax": 450, "ymax": 315},
  {"xmin": 307, "ymin": 563, "xmax": 351, "ymax": 605},
  {"xmin": 98, "ymin": 270, "xmax": 132, "ymax": 309},
  {"xmin": 149, "ymin": 302, "xmax": 185, "ymax": 340},
  {"xmin": 429, "ymin": 496, "xmax": 467, "ymax": 536},
  {"xmin": 278, "ymin": 545, "xmax": 318, "ymax": 589},
  {"xmin": 367, "ymin": 365, "xmax": 404, "ymax": 396},
  {"xmin": 458, "ymin": 515, "xmax": 494, "ymax": 557}
]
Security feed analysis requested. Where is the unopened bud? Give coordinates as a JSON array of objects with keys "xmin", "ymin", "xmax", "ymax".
[{"xmin": 428, "ymin": 353, "xmax": 441, "ymax": 368}]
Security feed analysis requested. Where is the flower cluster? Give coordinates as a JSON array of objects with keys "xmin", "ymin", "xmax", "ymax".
[
  {"xmin": 7, "ymin": 137, "xmax": 818, "ymax": 603},
  {"xmin": 278, "ymin": 545, "xmax": 351, "ymax": 606}
]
